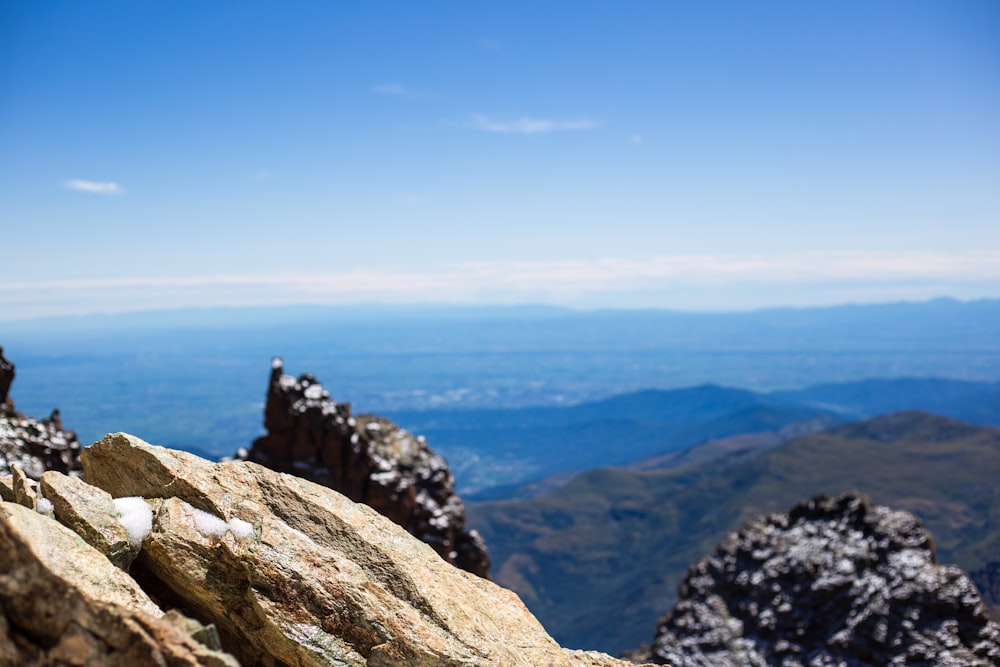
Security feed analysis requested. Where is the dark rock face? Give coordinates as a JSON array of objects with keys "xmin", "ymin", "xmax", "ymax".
[
  {"xmin": 647, "ymin": 492, "xmax": 1000, "ymax": 667},
  {"xmin": 970, "ymin": 561, "xmax": 1000, "ymax": 621},
  {"xmin": 0, "ymin": 346, "xmax": 14, "ymax": 410},
  {"xmin": 239, "ymin": 358, "xmax": 490, "ymax": 577},
  {"xmin": 0, "ymin": 347, "xmax": 82, "ymax": 479}
]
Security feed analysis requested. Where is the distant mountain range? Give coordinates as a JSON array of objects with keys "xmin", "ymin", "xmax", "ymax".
[
  {"xmin": 387, "ymin": 377, "xmax": 1000, "ymax": 497},
  {"xmin": 467, "ymin": 411, "xmax": 1000, "ymax": 655}
]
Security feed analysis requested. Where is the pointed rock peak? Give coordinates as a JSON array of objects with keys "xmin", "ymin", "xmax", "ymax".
[{"xmin": 240, "ymin": 361, "xmax": 491, "ymax": 577}]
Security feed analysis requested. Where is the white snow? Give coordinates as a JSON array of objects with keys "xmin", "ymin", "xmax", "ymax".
[
  {"xmin": 35, "ymin": 497, "xmax": 53, "ymax": 514},
  {"xmin": 183, "ymin": 501, "xmax": 255, "ymax": 542},
  {"xmin": 189, "ymin": 505, "xmax": 229, "ymax": 540},
  {"xmin": 228, "ymin": 517, "xmax": 254, "ymax": 541},
  {"xmin": 114, "ymin": 497, "xmax": 153, "ymax": 548}
]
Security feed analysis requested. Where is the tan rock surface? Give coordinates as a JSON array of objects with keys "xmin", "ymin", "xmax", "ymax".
[
  {"xmin": 40, "ymin": 469, "xmax": 138, "ymax": 568},
  {"xmin": 10, "ymin": 464, "xmax": 36, "ymax": 509},
  {"xmin": 83, "ymin": 432, "xmax": 640, "ymax": 667},
  {"xmin": 0, "ymin": 500, "xmax": 239, "ymax": 666}
]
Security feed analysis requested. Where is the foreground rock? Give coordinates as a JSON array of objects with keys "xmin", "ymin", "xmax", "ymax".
[
  {"xmin": 39, "ymin": 469, "xmax": 140, "ymax": 568},
  {"xmin": 0, "ymin": 501, "xmax": 238, "ymax": 666},
  {"xmin": 77, "ymin": 432, "xmax": 636, "ymax": 666},
  {"xmin": 240, "ymin": 358, "xmax": 490, "ymax": 577},
  {"xmin": 641, "ymin": 492, "xmax": 1000, "ymax": 666},
  {"xmin": 0, "ymin": 346, "xmax": 82, "ymax": 479}
]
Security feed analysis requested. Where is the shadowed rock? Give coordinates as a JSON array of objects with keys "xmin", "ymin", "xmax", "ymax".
[
  {"xmin": 0, "ymin": 346, "xmax": 82, "ymax": 479},
  {"xmin": 0, "ymin": 346, "xmax": 13, "ymax": 410},
  {"xmin": 970, "ymin": 561, "xmax": 1000, "ymax": 621},
  {"xmin": 642, "ymin": 491, "xmax": 1000, "ymax": 666}
]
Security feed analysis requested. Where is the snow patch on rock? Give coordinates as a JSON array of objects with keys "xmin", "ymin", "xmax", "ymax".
[{"xmin": 113, "ymin": 496, "xmax": 153, "ymax": 548}]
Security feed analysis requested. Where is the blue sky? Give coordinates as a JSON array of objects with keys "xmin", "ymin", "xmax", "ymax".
[{"xmin": 2, "ymin": 1, "xmax": 998, "ymax": 319}]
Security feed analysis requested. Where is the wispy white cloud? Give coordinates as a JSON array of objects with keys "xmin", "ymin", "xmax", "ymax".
[
  {"xmin": 2, "ymin": 250, "xmax": 999, "ymax": 320},
  {"xmin": 466, "ymin": 114, "xmax": 599, "ymax": 134},
  {"xmin": 372, "ymin": 83, "xmax": 424, "ymax": 97},
  {"xmin": 64, "ymin": 179, "xmax": 124, "ymax": 195}
]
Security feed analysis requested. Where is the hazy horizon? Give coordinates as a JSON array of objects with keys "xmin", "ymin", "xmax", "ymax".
[{"xmin": 1, "ymin": 294, "xmax": 997, "ymax": 326}]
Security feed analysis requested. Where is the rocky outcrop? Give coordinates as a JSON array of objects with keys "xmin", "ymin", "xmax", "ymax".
[
  {"xmin": 239, "ymin": 358, "xmax": 490, "ymax": 577},
  {"xmin": 1, "ymin": 496, "xmax": 239, "ymax": 666},
  {"xmin": 0, "ymin": 346, "xmax": 82, "ymax": 479},
  {"xmin": 641, "ymin": 492, "xmax": 1000, "ymax": 666},
  {"xmin": 2, "ymin": 432, "xmax": 638, "ymax": 667}
]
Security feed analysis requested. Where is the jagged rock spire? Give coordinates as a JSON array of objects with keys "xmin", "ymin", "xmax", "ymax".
[{"xmin": 239, "ymin": 358, "xmax": 491, "ymax": 577}]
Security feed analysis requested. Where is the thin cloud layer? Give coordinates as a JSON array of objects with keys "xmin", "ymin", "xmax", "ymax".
[
  {"xmin": 467, "ymin": 114, "xmax": 598, "ymax": 134},
  {"xmin": 64, "ymin": 179, "xmax": 124, "ymax": 195},
  {"xmin": 2, "ymin": 250, "xmax": 998, "ymax": 320}
]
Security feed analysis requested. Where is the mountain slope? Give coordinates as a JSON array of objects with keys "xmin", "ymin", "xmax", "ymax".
[
  {"xmin": 390, "ymin": 377, "xmax": 1000, "ymax": 499},
  {"xmin": 773, "ymin": 377, "xmax": 1000, "ymax": 425},
  {"xmin": 467, "ymin": 411, "xmax": 1000, "ymax": 654},
  {"xmin": 388, "ymin": 385, "xmax": 839, "ymax": 497}
]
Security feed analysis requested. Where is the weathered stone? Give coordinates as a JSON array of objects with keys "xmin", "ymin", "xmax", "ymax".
[
  {"xmin": 645, "ymin": 492, "xmax": 1000, "ymax": 666},
  {"xmin": 0, "ymin": 500, "xmax": 239, "ymax": 667},
  {"xmin": 40, "ymin": 469, "xmax": 138, "ymax": 569},
  {"xmin": 83, "ymin": 432, "xmax": 638, "ymax": 667},
  {"xmin": 239, "ymin": 359, "xmax": 490, "ymax": 577},
  {"xmin": 10, "ymin": 464, "xmax": 37, "ymax": 509},
  {"xmin": 0, "ymin": 500, "xmax": 157, "ymax": 614},
  {"xmin": 0, "ymin": 474, "xmax": 12, "ymax": 502}
]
